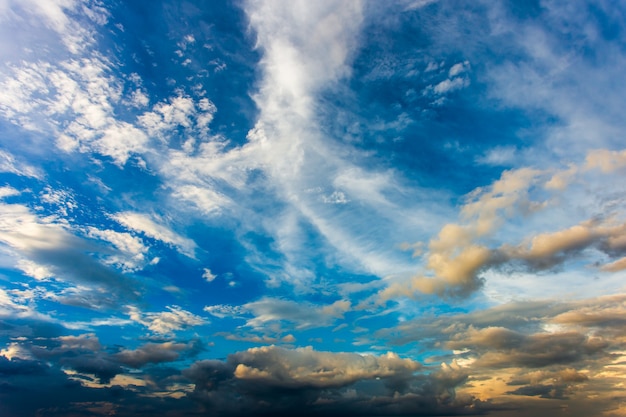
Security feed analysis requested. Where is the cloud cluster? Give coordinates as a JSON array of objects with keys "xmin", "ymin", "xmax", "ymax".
[
  {"xmin": 127, "ymin": 305, "xmax": 206, "ymax": 336},
  {"xmin": 0, "ymin": 201, "xmax": 143, "ymax": 307},
  {"xmin": 0, "ymin": 352, "xmax": 198, "ymax": 417},
  {"xmin": 377, "ymin": 293, "xmax": 626, "ymax": 414},
  {"xmin": 1, "ymin": 1, "xmax": 626, "ymax": 416},
  {"xmin": 380, "ymin": 153, "xmax": 626, "ymax": 299},
  {"xmin": 2, "ymin": 332, "xmax": 202, "ymax": 385},
  {"xmin": 183, "ymin": 345, "xmax": 476, "ymax": 417}
]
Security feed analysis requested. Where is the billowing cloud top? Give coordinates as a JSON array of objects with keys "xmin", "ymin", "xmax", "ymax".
[{"xmin": 1, "ymin": 1, "xmax": 626, "ymax": 416}]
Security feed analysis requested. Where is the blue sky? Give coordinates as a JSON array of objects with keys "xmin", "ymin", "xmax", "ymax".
[{"xmin": 1, "ymin": 0, "xmax": 626, "ymax": 416}]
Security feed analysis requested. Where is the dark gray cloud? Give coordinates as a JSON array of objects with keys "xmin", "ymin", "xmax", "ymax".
[
  {"xmin": 182, "ymin": 345, "xmax": 481, "ymax": 417},
  {"xmin": 115, "ymin": 339, "xmax": 202, "ymax": 368},
  {"xmin": 507, "ymin": 384, "xmax": 567, "ymax": 399},
  {"xmin": 0, "ymin": 355, "xmax": 198, "ymax": 417},
  {"xmin": 375, "ymin": 294, "xmax": 626, "ymax": 416}
]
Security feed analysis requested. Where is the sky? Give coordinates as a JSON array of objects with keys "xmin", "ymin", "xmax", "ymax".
[{"xmin": 0, "ymin": 0, "xmax": 626, "ymax": 416}]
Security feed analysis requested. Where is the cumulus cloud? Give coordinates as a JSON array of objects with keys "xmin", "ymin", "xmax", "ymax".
[
  {"xmin": 85, "ymin": 226, "xmax": 149, "ymax": 271},
  {"xmin": 231, "ymin": 345, "xmax": 420, "ymax": 388},
  {"xmin": 128, "ymin": 305, "xmax": 206, "ymax": 335},
  {"xmin": 1, "ymin": 52, "xmax": 149, "ymax": 166},
  {"xmin": 0, "ymin": 343, "xmax": 199, "ymax": 417},
  {"xmin": 500, "ymin": 219, "xmax": 626, "ymax": 271},
  {"xmin": 0, "ymin": 185, "xmax": 20, "ymax": 199},
  {"xmin": 376, "ymin": 293, "xmax": 626, "ymax": 414},
  {"xmin": 138, "ymin": 95, "xmax": 197, "ymax": 138},
  {"xmin": 381, "ymin": 148, "xmax": 626, "ymax": 300},
  {"xmin": 585, "ymin": 148, "xmax": 626, "ymax": 173},
  {"xmin": 202, "ymin": 268, "xmax": 217, "ymax": 282},
  {"xmin": 380, "ymin": 167, "xmax": 542, "ymax": 298},
  {"xmin": 183, "ymin": 345, "xmax": 476, "ymax": 416}
]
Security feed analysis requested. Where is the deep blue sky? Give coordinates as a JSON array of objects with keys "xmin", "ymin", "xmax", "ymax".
[{"xmin": 1, "ymin": 1, "xmax": 626, "ymax": 416}]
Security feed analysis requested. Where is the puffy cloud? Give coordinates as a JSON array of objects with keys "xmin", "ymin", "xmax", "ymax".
[
  {"xmin": 128, "ymin": 305, "xmax": 206, "ymax": 335},
  {"xmin": 585, "ymin": 149, "xmax": 626, "ymax": 173},
  {"xmin": 137, "ymin": 94, "xmax": 217, "ymax": 140},
  {"xmin": 0, "ymin": 352, "xmax": 197, "ymax": 417},
  {"xmin": 84, "ymin": 226, "xmax": 148, "ymax": 271},
  {"xmin": 601, "ymin": 256, "xmax": 626, "ymax": 272},
  {"xmin": 500, "ymin": 220, "xmax": 626, "ymax": 270},
  {"xmin": 203, "ymin": 304, "xmax": 245, "ymax": 319},
  {"xmin": 376, "ymin": 293, "xmax": 626, "ymax": 414},
  {"xmin": 0, "ymin": 342, "xmax": 33, "ymax": 360},
  {"xmin": 182, "ymin": 345, "xmax": 476, "ymax": 416},
  {"xmin": 381, "ymin": 167, "xmax": 544, "ymax": 298},
  {"xmin": 0, "ymin": 186, "xmax": 20, "ymax": 199},
  {"xmin": 432, "ymin": 77, "xmax": 468, "ymax": 94},
  {"xmin": 230, "ymin": 345, "xmax": 420, "ymax": 389},
  {"xmin": 452, "ymin": 329, "xmax": 606, "ymax": 369},
  {"xmin": 202, "ymin": 268, "xmax": 217, "ymax": 282},
  {"xmin": 381, "ymin": 149, "xmax": 626, "ymax": 299},
  {"xmin": 18, "ymin": 333, "xmax": 123, "ymax": 384}
]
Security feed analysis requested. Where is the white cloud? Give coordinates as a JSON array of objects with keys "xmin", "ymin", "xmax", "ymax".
[
  {"xmin": 322, "ymin": 190, "xmax": 349, "ymax": 204},
  {"xmin": 0, "ymin": 0, "xmax": 95, "ymax": 54},
  {"xmin": 85, "ymin": 227, "xmax": 148, "ymax": 272},
  {"xmin": 0, "ymin": 53, "xmax": 150, "ymax": 166},
  {"xmin": 202, "ymin": 268, "xmax": 216, "ymax": 282},
  {"xmin": 126, "ymin": 89, "xmax": 149, "ymax": 108},
  {"xmin": 403, "ymin": 0, "xmax": 438, "ymax": 11},
  {"xmin": 0, "ymin": 202, "xmax": 73, "ymax": 252},
  {"xmin": 138, "ymin": 95, "xmax": 195, "ymax": 137},
  {"xmin": 448, "ymin": 61, "xmax": 469, "ymax": 77},
  {"xmin": 171, "ymin": 184, "xmax": 230, "ymax": 216},
  {"xmin": 127, "ymin": 305, "xmax": 206, "ymax": 335},
  {"xmin": 16, "ymin": 259, "xmax": 55, "ymax": 280},
  {"xmin": 0, "ymin": 342, "xmax": 34, "ymax": 360},
  {"xmin": 203, "ymin": 304, "xmax": 246, "ymax": 319},
  {"xmin": 432, "ymin": 76, "xmax": 469, "ymax": 94},
  {"xmin": 0, "ymin": 150, "xmax": 42, "ymax": 178},
  {"xmin": 0, "ymin": 186, "xmax": 20, "ymax": 199},
  {"xmin": 243, "ymin": 297, "xmax": 350, "ymax": 330},
  {"xmin": 0, "ymin": 288, "xmax": 31, "ymax": 317},
  {"xmin": 476, "ymin": 146, "xmax": 517, "ymax": 166},
  {"xmin": 111, "ymin": 211, "xmax": 196, "ymax": 258}
]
